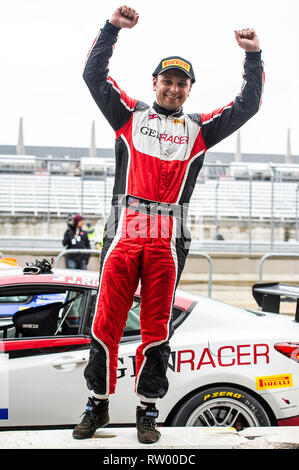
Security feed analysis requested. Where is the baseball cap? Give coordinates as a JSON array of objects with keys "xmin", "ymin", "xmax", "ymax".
[{"xmin": 152, "ymin": 56, "xmax": 196, "ymax": 83}]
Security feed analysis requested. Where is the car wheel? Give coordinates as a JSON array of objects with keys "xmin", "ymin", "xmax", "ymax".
[{"xmin": 171, "ymin": 386, "xmax": 271, "ymax": 429}]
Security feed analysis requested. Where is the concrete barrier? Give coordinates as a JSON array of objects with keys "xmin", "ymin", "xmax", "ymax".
[{"xmin": 1, "ymin": 426, "xmax": 299, "ymax": 449}]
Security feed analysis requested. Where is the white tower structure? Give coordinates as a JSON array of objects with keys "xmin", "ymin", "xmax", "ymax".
[
  {"xmin": 16, "ymin": 117, "xmax": 25, "ymax": 155},
  {"xmin": 89, "ymin": 120, "xmax": 97, "ymax": 158},
  {"xmin": 235, "ymin": 130, "xmax": 242, "ymax": 162},
  {"xmin": 285, "ymin": 127, "xmax": 292, "ymax": 164}
]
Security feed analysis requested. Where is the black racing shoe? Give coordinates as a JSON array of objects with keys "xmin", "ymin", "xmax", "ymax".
[
  {"xmin": 72, "ymin": 397, "xmax": 109, "ymax": 439},
  {"xmin": 136, "ymin": 405, "xmax": 161, "ymax": 444}
]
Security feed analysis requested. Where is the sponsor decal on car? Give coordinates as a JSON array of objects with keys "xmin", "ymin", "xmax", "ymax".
[
  {"xmin": 0, "ymin": 354, "xmax": 9, "ymax": 420},
  {"xmin": 162, "ymin": 58, "xmax": 190, "ymax": 72},
  {"xmin": 0, "ymin": 409, "xmax": 8, "ymax": 420},
  {"xmin": 203, "ymin": 391, "xmax": 245, "ymax": 401},
  {"xmin": 280, "ymin": 397, "xmax": 297, "ymax": 411},
  {"xmin": 256, "ymin": 374, "xmax": 293, "ymax": 390},
  {"xmin": 177, "ymin": 344, "xmax": 269, "ymax": 372},
  {"xmin": 116, "ymin": 343, "xmax": 271, "ymax": 379},
  {"xmin": 52, "ymin": 274, "xmax": 98, "ymax": 287}
]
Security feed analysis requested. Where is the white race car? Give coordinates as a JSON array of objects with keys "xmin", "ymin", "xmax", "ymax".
[{"xmin": 0, "ymin": 263, "xmax": 298, "ymax": 430}]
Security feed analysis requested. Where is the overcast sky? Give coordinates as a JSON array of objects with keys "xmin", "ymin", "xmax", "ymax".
[{"xmin": 0, "ymin": 0, "xmax": 298, "ymax": 156}]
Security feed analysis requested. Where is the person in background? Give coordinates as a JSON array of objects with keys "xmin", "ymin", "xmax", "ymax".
[
  {"xmin": 62, "ymin": 214, "xmax": 91, "ymax": 270},
  {"xmin": 86, "ymin": 222, "xmax": 96, "ymax": 242}
]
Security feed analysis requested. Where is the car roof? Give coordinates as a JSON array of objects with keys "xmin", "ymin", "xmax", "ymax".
[{"xmin": 0, "ymin": 268, "xmax": 99, "ymax": 287}]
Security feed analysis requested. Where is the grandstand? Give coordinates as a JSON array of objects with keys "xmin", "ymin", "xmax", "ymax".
[
  {"xmin": 1, "ymin": 138, "xmax": 299, "ymax": 246},
  {"xmin": 0, "ymin": 155, "xmax": 37, "ymax": 173},
  {"xmin": 0, "ymin": 172, "xmax": 298, "ymax": 223},
  {"xmin": 0, "ymin": 173, "xmax": 113, "ymax": 218}
]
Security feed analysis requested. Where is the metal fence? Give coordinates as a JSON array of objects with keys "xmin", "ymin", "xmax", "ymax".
[
  {"xmin": 1, "ymin": 159, "xmax": 299, "ymax": 253},
  {"xmin": 189, "ymin": 162, "xmax": 299, "ymax": 253}
]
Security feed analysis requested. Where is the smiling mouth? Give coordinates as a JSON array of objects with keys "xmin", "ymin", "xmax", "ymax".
[{"xmin": 165, "ymin": 95, "xmax": 180, "ymax": 101}]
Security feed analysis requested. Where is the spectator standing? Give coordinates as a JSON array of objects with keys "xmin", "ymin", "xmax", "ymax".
[{"xmin": 86, "ymin": 222, "xmax": 96, "ymax": 242}]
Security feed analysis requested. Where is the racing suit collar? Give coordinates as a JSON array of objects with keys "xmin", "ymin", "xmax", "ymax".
[{"xmin": 153, "ymin": 101, "xmax": 184, "ymax": 118}]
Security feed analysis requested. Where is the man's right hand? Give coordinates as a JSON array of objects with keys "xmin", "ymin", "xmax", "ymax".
[{"xmin": 109, "ymin": 5, "xmax": 139, "ymax": 29}]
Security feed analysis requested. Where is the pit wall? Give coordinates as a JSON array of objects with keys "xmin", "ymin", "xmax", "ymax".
[{"xmin": 0, "ymin": 216, "xmax": 296, "ymax": 243}]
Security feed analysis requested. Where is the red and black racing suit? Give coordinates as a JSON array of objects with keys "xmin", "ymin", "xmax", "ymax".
[{"xmin": 83, "ymin": 20, "xmax": 265, "ymax": 404}]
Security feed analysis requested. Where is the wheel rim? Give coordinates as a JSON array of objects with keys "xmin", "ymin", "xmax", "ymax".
[{"xmin": 185, "ymin": 398, "xmax": 261, "ymax": 428}]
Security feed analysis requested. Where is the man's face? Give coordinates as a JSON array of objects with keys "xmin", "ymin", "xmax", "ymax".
[{"xmin": 153, "ymin": 69, "xmax": 192, "ymax": 110}]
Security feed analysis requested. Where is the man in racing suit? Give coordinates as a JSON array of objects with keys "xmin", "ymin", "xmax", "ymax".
[{"xmin": 73, "ymin": 6, "xmax": 264, "ymax": 443}]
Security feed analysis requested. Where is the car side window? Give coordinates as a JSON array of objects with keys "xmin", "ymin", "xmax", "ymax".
[
  {"xmin": 55, "ymin": 291, "xmax": 85, "ymax": 335},
  {"xmin": 123, "ymin": 300, "xmax": 141, "ymax": 336},
  {"xmin": 0, "ymin": 292, "xmax": 66, "ymax": 318},
  {"xmin": 84, "ymin": 290, "xmax": 98, "ymax": 335},
  {"xmin": 84, "ymin": 293, "xmax": 141, "ymax": 338},
  {"xmin": 0, "ymin": 289, "xmax": 86, "ymax": 339},
  {"xmin": 83, "ymin": 295, "xmax": 185, "ymax": 339},
  {"xmin": 0, "ymin": 295, "xmax": 33, "ymax": 304}
]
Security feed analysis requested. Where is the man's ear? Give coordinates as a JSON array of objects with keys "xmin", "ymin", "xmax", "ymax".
[
  {"xmin": 153, "ymin": 76, "xmax": 157, "ymax": 91},
  {"xmin": 188, "ymin": 83, "xmax": 193, "ymax": 97}
]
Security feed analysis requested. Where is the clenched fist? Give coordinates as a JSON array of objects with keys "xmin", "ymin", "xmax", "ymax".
[
  {"xmin": 234, "ymin": 28, "xmax": 260, "ymax": 52},
  {"xmin": 110, "ymin": 5, "xmax": 139, "ymax": 29}
]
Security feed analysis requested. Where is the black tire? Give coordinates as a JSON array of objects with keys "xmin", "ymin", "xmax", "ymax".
[{"xmin": 171, "ymin": 386, "xmax": 271, "ymax": 429}]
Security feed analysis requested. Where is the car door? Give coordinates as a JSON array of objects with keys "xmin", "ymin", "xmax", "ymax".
[
  {"xmin": 3, "ymin": 336, "xmax": 90, "ymax": 426},
  {"xmin": 0, "ymin": 284, "xmax": 92, "ymax": 427}
]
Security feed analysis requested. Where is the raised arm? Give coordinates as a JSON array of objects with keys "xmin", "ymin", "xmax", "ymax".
[
  {"xmin": 198, "ymin": 29, "xmax": 264, "ymax": 150},
  {"xmin": 83, "ymin": 6, "xmax": 139, "ymax": 132},
  {"xmin": 109, "ymin": 5, "xmax": 139, "ymax": 29}
]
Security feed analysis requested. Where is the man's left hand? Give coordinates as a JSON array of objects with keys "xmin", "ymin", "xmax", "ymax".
[{"xmin": 234, "ymin": 28, "xmax": 260, "ymax": 52}]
